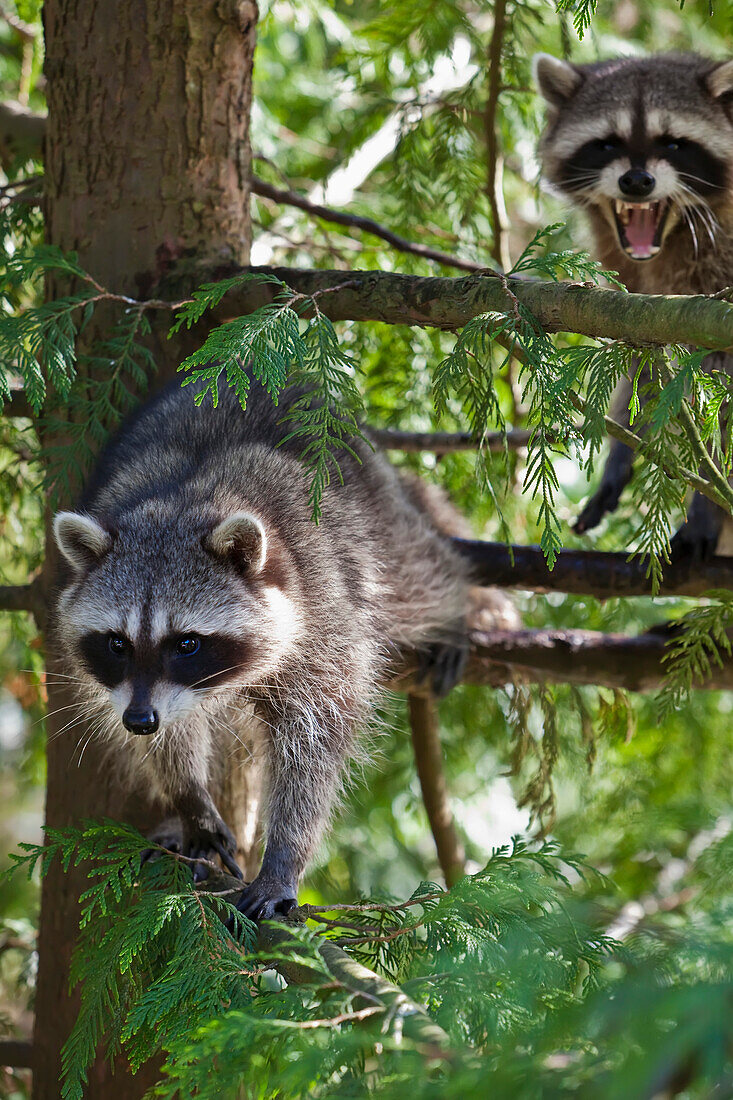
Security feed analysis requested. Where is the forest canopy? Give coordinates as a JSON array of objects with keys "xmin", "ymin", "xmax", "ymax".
[{"xmin": 0, "ymin": 0, "xmax": 732, "ymax": 1097}]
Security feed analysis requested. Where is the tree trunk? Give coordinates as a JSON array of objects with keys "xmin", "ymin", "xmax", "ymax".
[{"xmin": 34, "ymin": 3, "xmax": 258, "ymax": 1096}]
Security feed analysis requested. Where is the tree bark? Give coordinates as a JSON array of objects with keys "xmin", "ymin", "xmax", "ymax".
[
  {"xmin": 35, "ymin": 3, "xmax": 257, "ymax": 1097},
  {"xmin": 407, "ymin": 694, "xmax": 466, "ymax": 887},
  {"xmin": 451, "ymin": 539, "xmax": 733, "ymax": 598},
  {"xmin": 217, "ymin": 266, "xmax": 733, "ymax": 352},
  {"xmin": 390, "ymin": 626, "xmax": 733, "ymax": 694}
]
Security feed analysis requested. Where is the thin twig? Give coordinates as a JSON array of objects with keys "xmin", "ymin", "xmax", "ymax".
[
  {"xmin": 0, "ymin": 3, "xmax": 36, "ymax": 41},
  {"xmin": 252, "ymin": 176, "xmax": 490, "ymax": 274}
]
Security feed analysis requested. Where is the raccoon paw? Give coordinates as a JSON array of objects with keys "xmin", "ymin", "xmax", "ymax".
[
  {"xmin": 186, "ymin": 820, "xmax": 244, "ymax": 883},
  {"xmin": 141, "ymin": 817, "xmax": 184, "ymax": 863},
  {"xmin": 417, "ymin": 638, "xmax": 469, "ymax": 698},
  {"xmin": 235, "ymin": 874, "xmax": 298, "ymax": 923},
  {"xmin": 574, "ymin": 481, "xmax": 624, "ymax": 535},
  {"xmin": 143, "ymin": 817, "xmax": 244, "ymax": 882}
]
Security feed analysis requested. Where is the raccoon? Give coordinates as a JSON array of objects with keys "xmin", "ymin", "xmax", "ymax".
[
  {"xmin": 51, "ymin": 378, "xmax": 475, "ymax": 920},
  {"xmin": 534, "ymin": 52, "xmax": 733, "ymax": 557}
]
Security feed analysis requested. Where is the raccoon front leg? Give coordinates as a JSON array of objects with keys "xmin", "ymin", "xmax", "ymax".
[
  {"xmin": 236, "ymin": 697, "xmax": 355, "ymax": 922},
  {"xmin": 670, "ymin": 492, "xmax": 725, "ymax": 563},
  {"xmin": 574, "ymin": 438, "xmax": 634, "ymax": 534},
  {"xmin": 575, "ymin": 371, "xmax": 643, "ymax": 535}
]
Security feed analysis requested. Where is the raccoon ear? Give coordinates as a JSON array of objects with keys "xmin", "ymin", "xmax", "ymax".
[
  {"xmin": 53, "ymin": 512, "xmax": 112, "ymax": 573},
  {"xmin": 205, "ymin": 512, "xmax": 267, "ymax": 576},
  {"xmin": 533, "ymin": 53, "xmax": 583, "ymax": 107},
  {"xmin": 706, "ymin": 60, "xmax": 733, "ymax": 100}
]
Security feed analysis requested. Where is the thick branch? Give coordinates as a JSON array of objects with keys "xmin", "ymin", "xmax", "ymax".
[
  {"xmin": 452, "ymin": 539, "xmax": 733, "ymax": 598},
  {"xmin": 0, "ymin": 577, "xmax": 44, "ymax": 619},
  {"xmin": 0, "ymin": 1039, "xmax": 33, "ymax": 1068},
  {"xmin": 407, "ymin": 693, "xmax": 466, "ymax": 887},
  {"xmin": 390, "ymin": 627, "xmax": 733, "ymax": 694},
  {"xmin": 0, "ymin": 99, "xmax": 44, "ymax": 164},
  {"xmin": 214, "ymin": 267, "xmax": 733, "ymax": 353},
  {"xmin": 2, "ymin": 387, "xmax": 33, "ymax": 418},
  {"xmin": 464, "ymin": 627, "xmax": 725, "ymax": 693},
  {"xmin": 257, "ymin": 922, "xmax": 451, "ymax": 1054},
  {"xmin": 251, "ymin": 176, "xmax": 485, "ymax": 273}
]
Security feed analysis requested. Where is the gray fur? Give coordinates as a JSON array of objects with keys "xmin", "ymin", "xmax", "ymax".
[
  {"xmin": 535, "ymin": 52, "xmax": 733, "ymax": 555},
  {"xmin": 52, "ymin": 379, "xmax": 474, "ymax": 918}
]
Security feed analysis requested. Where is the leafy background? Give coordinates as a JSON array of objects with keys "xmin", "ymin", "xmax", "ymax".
[{"xmin": 0, "ymin": 0, "xmax": 732, "ymax": 1096}]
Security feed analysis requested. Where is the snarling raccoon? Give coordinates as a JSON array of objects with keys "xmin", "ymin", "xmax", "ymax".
[
  {"xmin": 534, "ymin": 52, "xmax": 733, "ymax": 557},
  {"xmin": 51, "ymin": 378, "xmax": 478, "ymax": 920}
]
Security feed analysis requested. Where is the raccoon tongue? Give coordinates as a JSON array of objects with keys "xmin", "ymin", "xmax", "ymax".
[{"xmin": 624, "ymin": 206, "xmax": 657, "ymax": 258}]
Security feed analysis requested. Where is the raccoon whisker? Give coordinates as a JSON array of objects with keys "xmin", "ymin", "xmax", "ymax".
[
  {"xmin": 71, "ymin": 713, "xmax": 108, "ymax": 764},
  {"xmin": 678, "ymin": 171, "xmax": 724, "ymax": 191},
  {"xmin": 688, "ymin": 204, "xmax": 718, "ymax": 250},
  {"xmin": 36, "ymin": 701, "xmax": 86, "ymax": 726},
  {"xmin": 48, "ymin": 710, "xmax": 96, "ymax": 742},
  {"xmin": 680, "ymin": 205, "xmax": 700, "ymax": 258},
  {"xmin": 75, "ymin": 723, "xmax": 105, "ymax": 768},
  {"xmin": 188, "ymin": 663, "xmax": 249, "ymax": 691},
  {"xmin": 204, "ymin": 705, "xmax": 257, "ymax": 758},
  {"xmin": 140, "ymin": 729, "xmax": 167, "ymax": 765},
  {"xmin": 672, "ymin": 188, "xmax": 718, "ymax": 250},
  {"xmin": 670, "ymin": 194, "xmax": 700, "ymax": 253},
  {"xmin": 18, "ymin": 670, "xmax": 92, "ymax": 687}
]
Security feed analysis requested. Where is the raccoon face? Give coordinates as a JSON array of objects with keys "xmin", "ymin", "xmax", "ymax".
[
  {"xmin": 53, "ymin": 510, "xmax": 302, "ymax": 736},
  {"xmin": 534, "ymin": 54, "xmax": 733, "ymax": 262}
]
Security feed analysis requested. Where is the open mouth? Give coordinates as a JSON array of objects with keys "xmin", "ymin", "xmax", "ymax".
[{"xmin": 612, "ymin": 199, "xmax": 670, "ymax": 261}]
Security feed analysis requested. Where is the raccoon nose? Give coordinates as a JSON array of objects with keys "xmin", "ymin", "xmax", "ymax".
[
  {"xmin": 122, "ymin": 706, "xmax": 159, "ymax": 736},
  {"xmin": 618, "ymin": 169, "xmax": 656, "ymax": 198}
]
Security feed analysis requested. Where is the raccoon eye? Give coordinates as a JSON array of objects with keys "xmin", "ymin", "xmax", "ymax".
[
  {"xmin": 176, "ymin": 636, "xmax": 200, "ymax": 656},
  {"xmin": 108, "ymin": 634, "xmax": 130, "ymax": 657},
  {"xmin": 658, "ymin": 135, "xmax": 684, "ymax": 152},
  {"xmin": 593, "ymin": 136, "xmax": 621, "ymax": 152}
]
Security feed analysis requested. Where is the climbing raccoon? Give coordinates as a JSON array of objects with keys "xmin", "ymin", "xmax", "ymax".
[
  {"xmin": 52, "ymin": 378, "xmax": 477, "ymax": 920},
  {"xmin": 534, "ymin": 52, "xmax": 733, "ymax": 557}
]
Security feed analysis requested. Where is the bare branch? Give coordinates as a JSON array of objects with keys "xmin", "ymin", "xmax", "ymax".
[
  {"xmin": 0, "ymin": 99, "xmax": 44, "ymax": 165},
  {"xmin": 251, "ymin": 176, "xmax": 487, "ymax": 273},
  {"xmin": 0, "ymin": 4, "xmax": 36, "ymax": 42},
  {"xmin": 452, "ymin": 539, "xmax": 733, "ymax": 598},
  {"xmin": 407, "ymin": 693, "xmax": 466, "ymax": 887},
  {"xmin": 0, "ymin": 1039, "xmax": 33, "ymax": 1068},
  {"xmin": 0, "ymin": 577, "xmax": 44, "ymax": 622},
  {"xmin": 484, "ymin": 0, "xmax": 510, "ymax": 269},
  {"xmin": 368, "ymin": 426, "xmax": 530, "ymax": 453},
  {"xmin": 390, "ymin": 627, "xmax": 733, "ymax": 694},
  {"xmin": 2, "ymin": 388, "xmax": 33, "ymax": 419}
]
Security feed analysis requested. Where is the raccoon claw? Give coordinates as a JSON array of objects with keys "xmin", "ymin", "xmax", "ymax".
[
  {"xmin": 186, "ymin": 824, "xmax": 244, "ymax": 882},
  {"xmin": 417, "ymin": 638, "xmax": 469, "ymax": 697},
  {"xmin": 143, "ymin": 818, "xmax": 244, "ymax": 881},
  {"xmin": 235, "ymin": 875, "xmax": 298, "ymax": 923}
]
